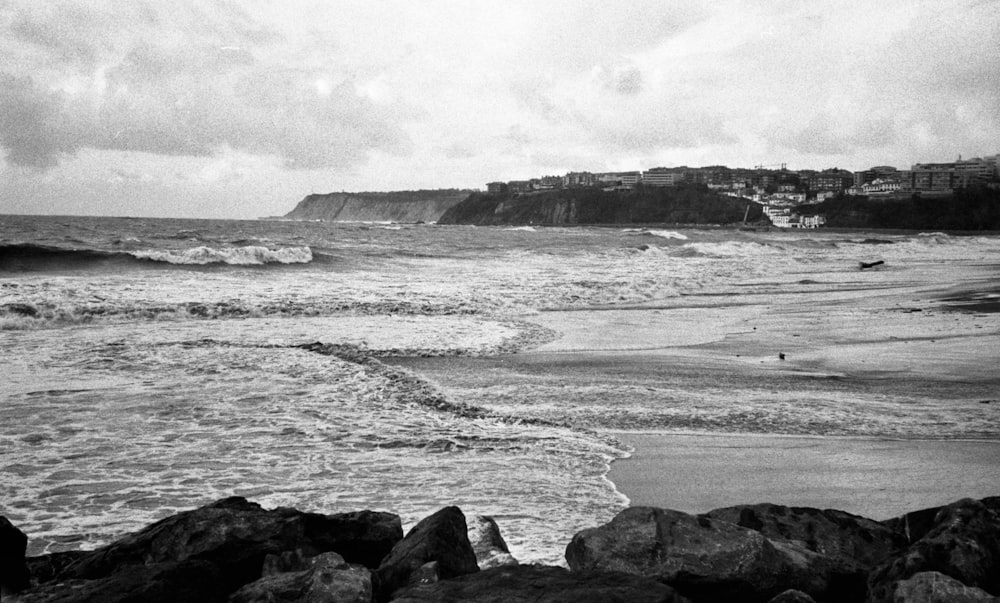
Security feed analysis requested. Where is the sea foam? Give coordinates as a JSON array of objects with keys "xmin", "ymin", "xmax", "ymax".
[{"xmin": 130, "ymin": 245, "xmax": 313, "ymax": 265}]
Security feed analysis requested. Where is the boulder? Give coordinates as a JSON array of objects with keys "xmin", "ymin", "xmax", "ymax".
[
  {"xmin": 706, "ymin": 503, "xmax": 904, "ymax": 568},
  {"xmin": 767, "ymin": 590, "xmax": 818, "ymax": 603},
  {"xmin": 868, "ymin": 499, "xmax": 1000, "ymax": 602},
  {"xmin": 56, "ymin": 497, "xmax": 401, "ymax": 594},
  {"xmin": 892, "ymin": 571, "xmax": 999, "ymax": 603},
  {"xmin": 374, "ymin": 506, "xmax": 478, "ymax": 602},
  {"xmin": 229, "ymin": 551, "xmax": 372, "ymax": 603},
  {"xmin": 25, "ymin": 551, "xmax": 89, "ymax": 585},
  {"xmin": 391, "ymin": 564, "xmax": 689, "ymax": 603},
  {"xmin": 565, "ymin": 506, "xmax": 866, "ymax": 603},
  {"xmin": 1, "ymin": 516, "xmax": 30, "ymax": 595},
  {"xmin": 467, "ymin": 515, "xmax": 517, "ymax": 570},
  {"xmin": 261, "ymin": 549, "xmax": 310, "ymax": 576},
  {"xmin": 12, "ymin": 559, "xmax": 225, "ymax": 603}
]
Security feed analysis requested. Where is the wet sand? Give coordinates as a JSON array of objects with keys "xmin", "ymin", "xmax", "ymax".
[
  {"xmin": 608, "ymin": 432, "xmax": 1000, "ymax": 520},
  {"xmin": 526, "ymin": 265, "xmax": 1000, "ymax": 517}
]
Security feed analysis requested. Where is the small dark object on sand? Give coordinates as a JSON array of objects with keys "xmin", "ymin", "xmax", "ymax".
[
  {"xmin": 859, "ymin": 260, "xmax": 885, "ymax": 270},
  {"xmin": 779, "ymin": 353, "xmax": 786, "ymax": 360}
]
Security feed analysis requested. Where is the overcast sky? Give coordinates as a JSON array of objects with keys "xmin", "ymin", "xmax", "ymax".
[{"xmin": 2, "ymin": 0, "xmax": 998, "ymax": 219}]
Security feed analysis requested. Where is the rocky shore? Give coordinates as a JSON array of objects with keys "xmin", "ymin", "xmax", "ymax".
[{"xmin": 3, "ymin": 495, "xmax": 999, "ymax": 603}]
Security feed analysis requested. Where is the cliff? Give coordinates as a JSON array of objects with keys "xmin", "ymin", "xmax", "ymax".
[
  {"xmin": 283, "ymin": 190, "xmax": 474, "ymax": 223},
  {"xmin": 798, "ymin": 185, "xmax": 1000, "ymax": 230},
  {"xmin": 437, "ymin": 185, "xmax": 764, "ymax": 226}
]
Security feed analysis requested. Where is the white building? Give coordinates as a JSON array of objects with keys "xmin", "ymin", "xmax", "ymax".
[{"xmin": 642, "ymin": 169, "xmax": 685, "ymax": 187}]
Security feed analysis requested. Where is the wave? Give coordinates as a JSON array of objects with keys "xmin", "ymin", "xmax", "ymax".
[
  {"xmin": 0, "ymin": 243, "xmax": 313, "ymax": 272},
  {"xmin": 623, "ymin": 229, "xmax": 689, "ymax": 241},
  {"xmin": 130, "ymin": 245, "xmax": 313, "ymax": 265},
  {"xmin": 676, "ymin": 241, "xmax": 777, "ymax": 257}
]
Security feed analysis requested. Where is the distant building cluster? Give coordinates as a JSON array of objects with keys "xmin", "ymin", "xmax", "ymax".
[{"xmin": 485, "ymin": 153, "xmax": 1000, "ymax": 228}]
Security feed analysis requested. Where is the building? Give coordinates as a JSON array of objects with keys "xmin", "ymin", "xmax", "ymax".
[
  {"xmin": 619, "ymin": 171, "xmax": 642, "ymax": 187},
  {"xmin": 507, "ymin": 180, "xmax": 534, "ymax": 194},
  {"xmin": 854, "ymin": 166, "xmax": 899, "ymax": 187},
  {"xmin": 486, "ymin": 182, "xmax": 508, "ymax": 195},
  {"xmin": 563, "ymin": 172, "xmax": 596, "ymax": 188},
  {"xmin": 861, "ymin": 178, "xmax": 901, "ymax": 195},
  {"xmin": 642, "ymin": 168, "xmax": 685, "ymax": 187},
  {"xmin": 535, "ymin": 175, "xmax": 562, "ymax": 190},
  {"xmin": 808, "ymin": 170, "xmax": 854, "ymax": 193}
]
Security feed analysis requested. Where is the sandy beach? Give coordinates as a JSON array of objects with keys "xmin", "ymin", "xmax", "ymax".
[
  {"xmin": 608, "ymin": 432, "xmax": 1000, "ymax": 519},
  {"xmin": 522, "ymin": 259, "xmax": 1000, "ymax": 518}
]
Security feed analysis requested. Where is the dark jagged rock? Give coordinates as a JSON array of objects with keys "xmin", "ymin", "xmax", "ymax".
[
  {"xmin": 868, "ymin": 498, "xmax": 1000, "ymax": 602},
  {"xmin": 25, "ymin": 551, "xmax": 89, "ymax": 585},
  {"xmin": 1, "ymin": 516, "xmax": 30, "ymax": 595},
  {"xmin": 391, "ymin": 564, "xmax": 690, "ymax": 603},
  {"xmin": 565, "ymin": 506, "xmax": 866, "ymax": 603},
  {"xmin": 53, "ymin": 497, "xmax": 401, "ymax": 594},
  {"xmin": 706, "ymin": 503, "xmax": 904, "ymax": 568},
  {"xmin": 374, "ymin": 506, "xmax": 479, "ymax": 602},
  {"xmin": 767, "ymin": 589, "xmax": 816, "ymax": 603},
  {"xmin": 13, "ymin": 560, "xmax": 225, "ymax": 603},
  {"xmin": 260, "ymin": 549, "xmax": 310, "ymax": 576},
  {"xmin": 767, "ymin": 590, "xmax": 818, "ymax": 603},
  {"xmin": 892, "ymin": 571, "xmax": 1000, "ymax": 603},
  {"xmin": 229, "ymin": 551, "xmax": 372, "ymax": 603},
  {"xmin": 467, "ymin": 515, "xmax": 517, "ymax": 570}
]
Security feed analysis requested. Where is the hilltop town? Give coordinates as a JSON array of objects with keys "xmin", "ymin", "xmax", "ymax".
[{"xmin": 485, "ymin": 154, "xmax": 1000, "ymax": 229}]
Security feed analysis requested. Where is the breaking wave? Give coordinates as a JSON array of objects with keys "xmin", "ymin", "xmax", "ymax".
[
  {"xmin": 0, "ymin": 243, "xmax": 313, "ymax": 272},
  {"xmin": 130, "ymin": 245, "xmax": 313, "ymax": 265},
  {"xmin": 624, "ymin": 229, "xmax": 689, "ymax": 240}
]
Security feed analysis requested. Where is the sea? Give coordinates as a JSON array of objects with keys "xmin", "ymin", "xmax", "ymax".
[{"xmin": 2, "ymin": 214, "xmax": 999, "ymax": 564}]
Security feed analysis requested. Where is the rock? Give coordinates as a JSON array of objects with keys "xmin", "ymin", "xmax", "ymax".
[
  {"xmin": 374, "ymin": 506, "xmax": 479, "ymax": 602},
  {"xmin": 261, "ymin": 549, "xmax": 310, "ymax": 576},
  {"xmin": 868, "ymin": 498, "xmax": 1000, "ymax": 602},
  {"xmin": 1, "ymin": 516, "xmax": 30, "ymax": 595},
  {"xmin": 565, "ymin": 506, "xmax": 866, "ymax": 603},
  {"xmin": 767, "ymin": 590, "xmax": 818, "ymax": 603},
  {"xmin": 25, "ymin": 551, "xmax": 89, "ymax": 585},
  {"xmin": 12, "ymin": 559, "xmax": 225, "ymax": 603},
  {"xmin": 467, "ymin": 515, "xmax": 517, "ymax": 570},
  {"xmin": 391, "ymin": 564, "xmax": 689, "ymax": 603},
  {"xmin": 56, "ymin": 497, "xmax": 401, "ymax": 594},
  {"xmin": 892, "ymin": 571, "xmax": 999, "ymax": 603},
  {"xmin": 706, "ymin": 503, "xmax": 904, "ymax": 568},
  {"xmin": 407, "ymin": 561, "xmax": 441, "ymax": 587},
  {"xmin": 229, "ymin": 552, "xmax": 373, "ymax": 603}
]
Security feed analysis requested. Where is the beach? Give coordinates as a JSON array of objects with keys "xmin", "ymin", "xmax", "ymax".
[
  {"xmin": 402, "ymin": 250, "xmax": 1000, "ymax": 521},
  {"xmin": 3, "ymin": 218, "xmax": 999, "ymax": 564},
  {"xmin": 543, "ymin": 257, "xmax": 1000, "ymax": 518}
]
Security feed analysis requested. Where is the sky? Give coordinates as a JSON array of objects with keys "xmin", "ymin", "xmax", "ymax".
[{"xmin": 1, "ymin": 0, "xmax": 999, "ymax": 219}]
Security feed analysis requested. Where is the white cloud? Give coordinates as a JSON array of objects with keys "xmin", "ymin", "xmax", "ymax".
[{"xmin": 1, "ymin": 0, "xmax": 999, "ymax": 216}]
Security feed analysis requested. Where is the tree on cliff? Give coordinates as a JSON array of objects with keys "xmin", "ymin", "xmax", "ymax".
[
  {"xmin": 798, "ymin": 185, "xmax": 1000, "ymax": 230},
  {"xmin": 438, "ymin": 184, "xmax": 761, "ymax": 226}
]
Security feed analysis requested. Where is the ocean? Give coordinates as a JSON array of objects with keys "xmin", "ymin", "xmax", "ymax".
[{"xmin": 2, "ymin": 214, "xmax": 999, "ymax": 564}]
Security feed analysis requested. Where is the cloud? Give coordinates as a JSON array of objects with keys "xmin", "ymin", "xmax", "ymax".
[
  {"xmin": 0, "ymin": 75, "xmax": 76, "ymax": 168},
  {"xmin": 0, "ymin": 1, "xmax": 410, "ymax": 170}
]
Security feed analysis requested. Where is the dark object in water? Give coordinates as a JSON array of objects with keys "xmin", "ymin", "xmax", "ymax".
[
  {"xmin": 778, "ymin": 353, "xmax": 786, "ymax": 360},
  {"xmin": 859, "ymin": 260, "xmax": 885, "ymax": 270}
]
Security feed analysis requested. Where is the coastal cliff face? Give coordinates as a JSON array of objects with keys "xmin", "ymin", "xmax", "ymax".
[
  {"xmin": 438, "ymin": 185, "xmax": 764, "ymax": 226},
  {"xmin": 283, "ymin": 190, "xmax": 474, "ymax": 223}
]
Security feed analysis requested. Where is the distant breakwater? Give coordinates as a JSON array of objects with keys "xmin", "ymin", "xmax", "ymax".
[{"xmin": 4, "ymin": 495, "xmax": 999, "ymax": 602}]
